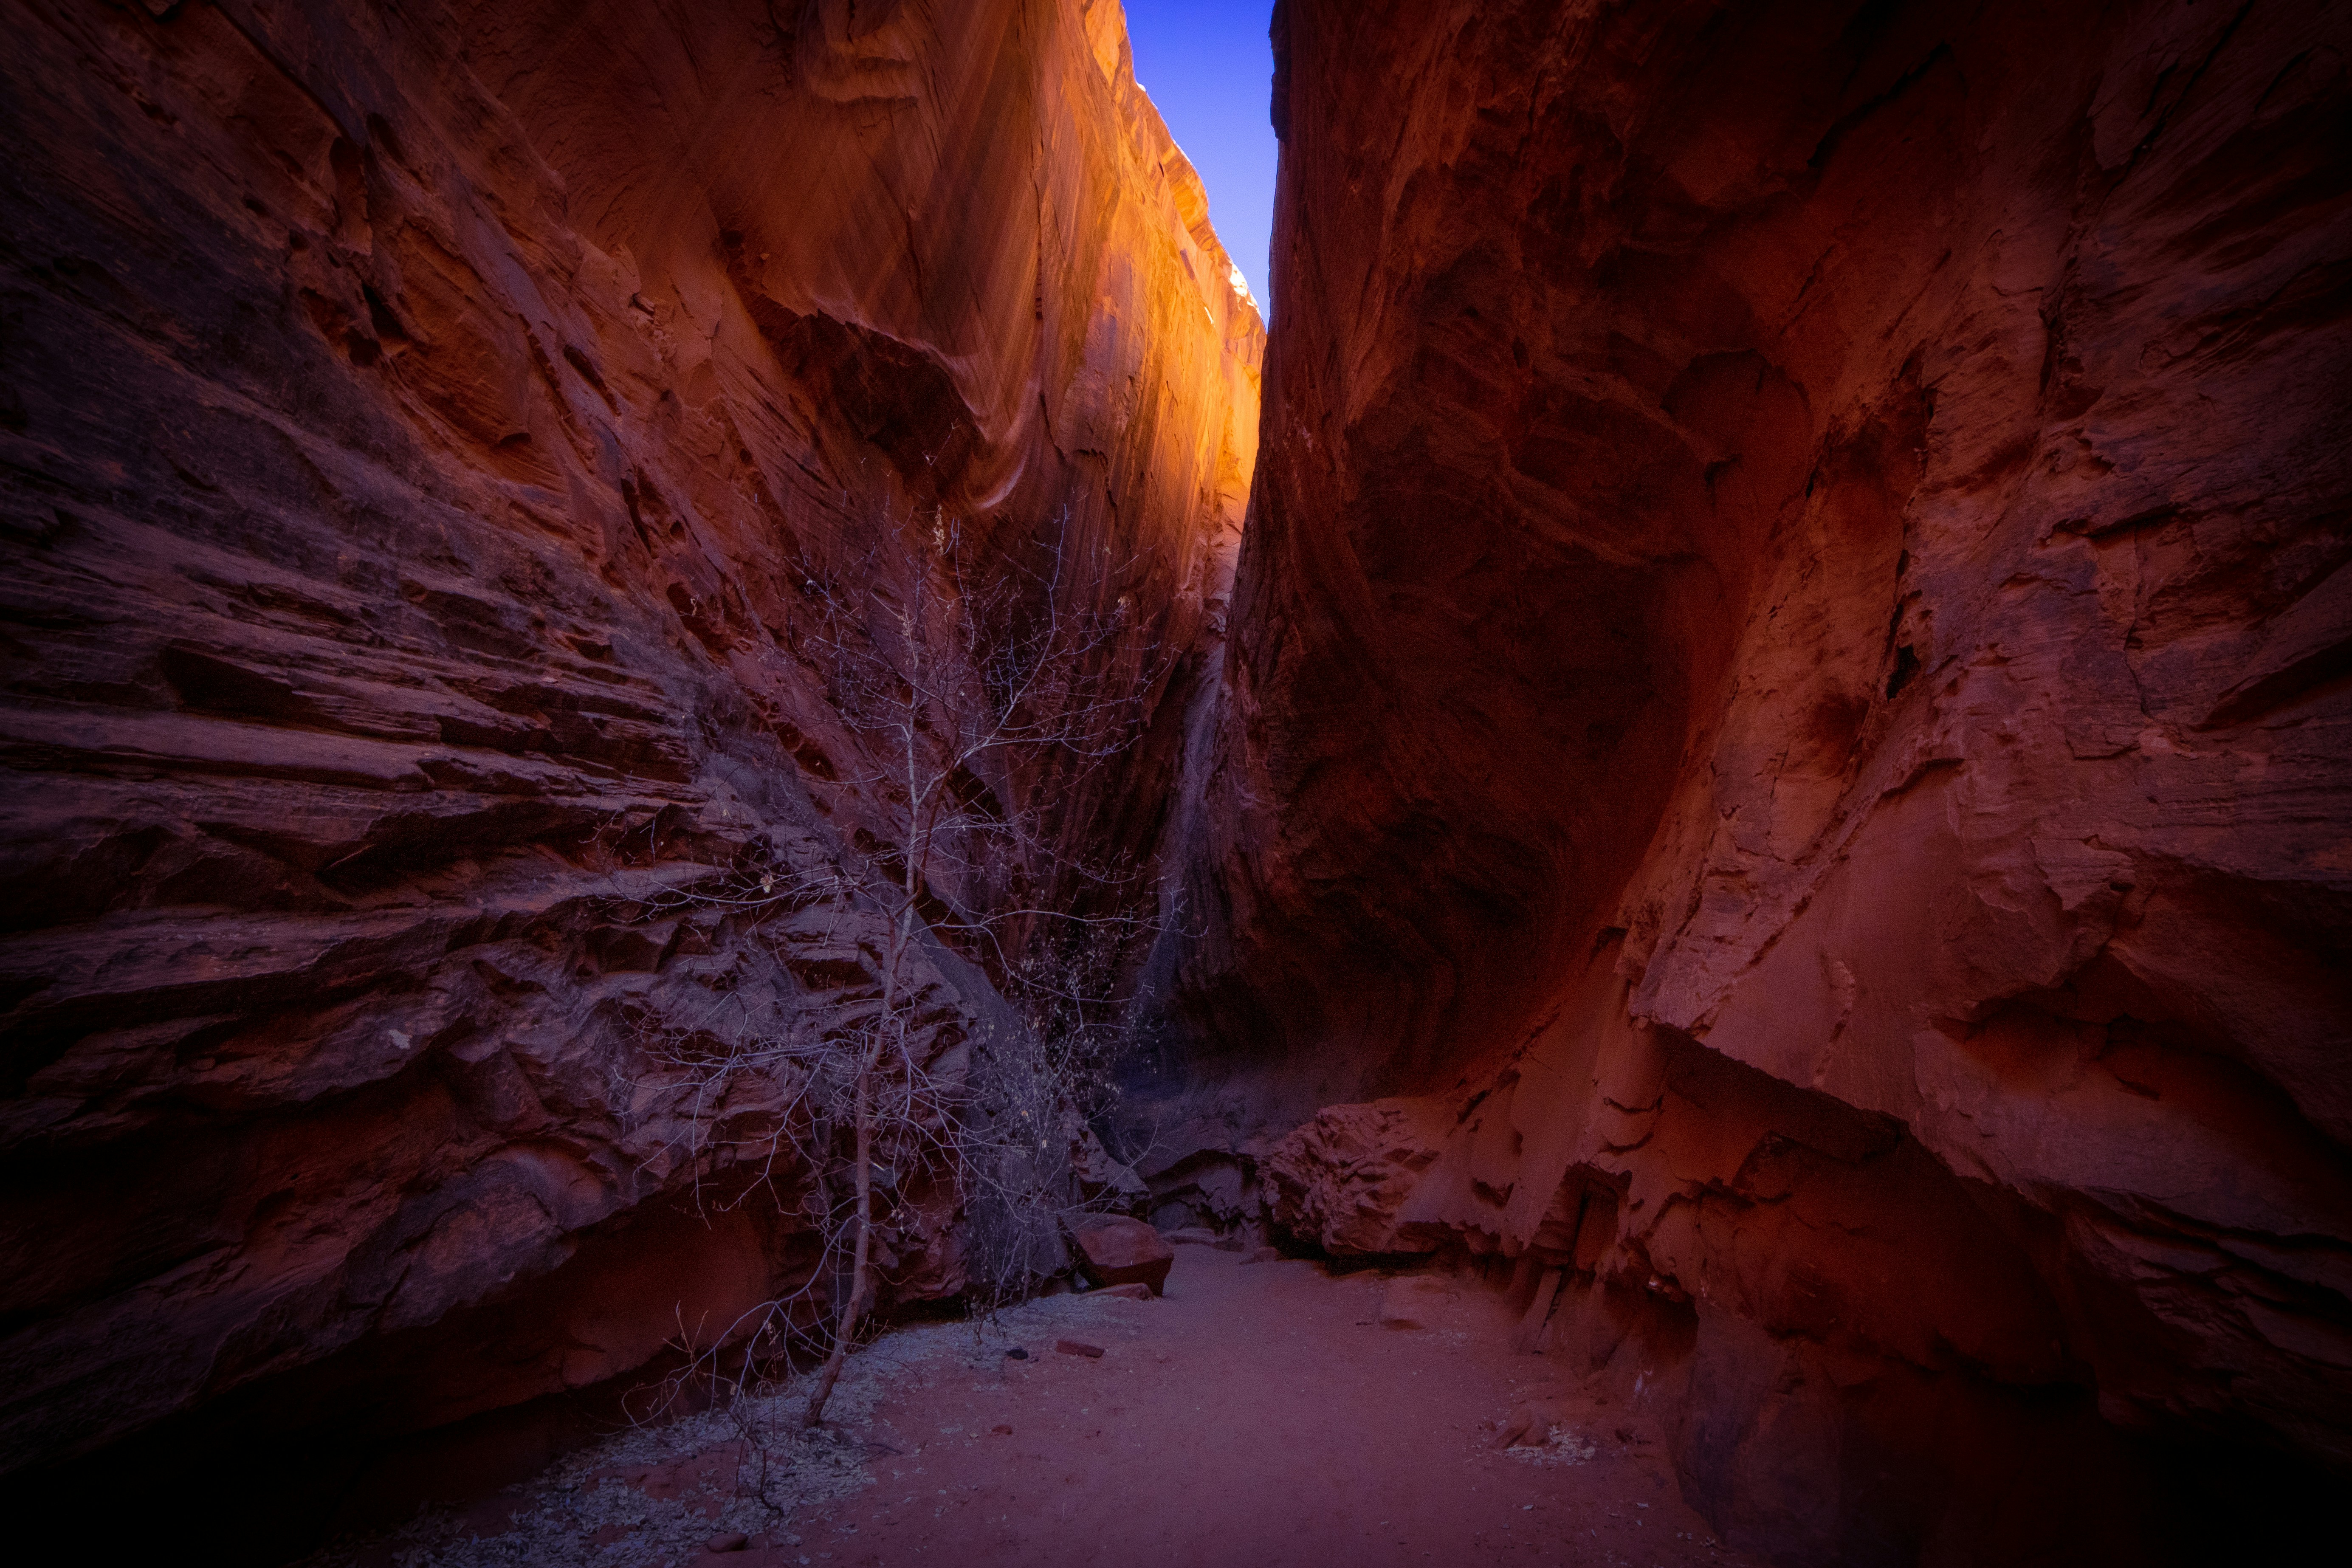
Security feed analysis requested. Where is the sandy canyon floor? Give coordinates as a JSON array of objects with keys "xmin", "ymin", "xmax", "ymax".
[{"xmin": 326, "ymin": 1245, "xmax": 1753, "ymax": 1568}]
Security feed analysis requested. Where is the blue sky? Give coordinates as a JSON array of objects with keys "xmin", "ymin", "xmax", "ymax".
[{"xmin": 1123, "ymin": 0, "xmax": 1278, "ymax": 310}]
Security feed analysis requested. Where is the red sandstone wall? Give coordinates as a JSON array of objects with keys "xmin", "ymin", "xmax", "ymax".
[
  {"xmin": 1177, "ymin": 0, "xmax": 2351, "ymax": 1558},
  {"xmin": 0, "ymin": 0, "xmax": 1257, "ymax": 1487}
]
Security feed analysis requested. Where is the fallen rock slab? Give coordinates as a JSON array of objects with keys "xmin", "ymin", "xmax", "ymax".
[{"xmin": 1070, "ymin": 1217, "xmax": 1174, "ymax": 1295}]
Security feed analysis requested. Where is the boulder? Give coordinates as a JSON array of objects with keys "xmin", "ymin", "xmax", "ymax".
[{"xmin": 1069, "ymin": 1218, "xmax": 1174, "ymax": 1295}]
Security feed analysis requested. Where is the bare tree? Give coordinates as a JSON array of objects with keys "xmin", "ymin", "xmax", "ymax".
[{"xmin": 624, "ymin": 505, "xmax": 1171, "ymax": 1432}]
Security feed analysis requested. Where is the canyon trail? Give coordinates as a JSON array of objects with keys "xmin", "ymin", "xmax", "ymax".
[{"xmin": 320, "ymin": 1245, "xmax": 1754, "ymax": 1568}]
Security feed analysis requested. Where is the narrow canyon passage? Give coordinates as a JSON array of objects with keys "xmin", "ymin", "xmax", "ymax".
[{"xmin": 1, "ymin": 2, "xmax": 2348, "ymax": 1565}]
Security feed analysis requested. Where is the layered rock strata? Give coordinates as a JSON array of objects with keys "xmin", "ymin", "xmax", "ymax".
[
  {"xmin": 1177, "ymin": 0, "xmax": 2352, "ymax": 1559},
  {"xmin": 0, "ymin": 0, "xmax": 1258, "ymax": 1520}
]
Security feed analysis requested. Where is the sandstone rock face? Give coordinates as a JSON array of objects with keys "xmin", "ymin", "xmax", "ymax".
[
  {"xmin": 1182, "ymin": 0, "xmax": 2352, "ymax": 1558},
  {"xmin": 1260, "ymin": 1098, "xmax": 1447, "ymax": 1255},
  {"xmin": 0, "ymin": 0, "xmax": 1256, "ymax": 1505}
]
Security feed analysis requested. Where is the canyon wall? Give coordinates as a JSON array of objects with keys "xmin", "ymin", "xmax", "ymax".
[
  {"xmin": 0, "ymin": 0, "xmax": 1257, "ymax": 1530},
  {"xmin": 1176, "ymin": 0, "xmax": 2352, "ymax": 1560}
]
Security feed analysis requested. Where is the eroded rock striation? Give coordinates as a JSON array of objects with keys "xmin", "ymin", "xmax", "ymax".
[
  {"xmin": 9, "ymin": 0, "xmax": 2350, "ymax": 1558},
  {"xmin": 1173, "ymin": 0, "xmax": 2352, "ymax": 1559},
  {"xmin": 0, "ymin": 0, "xmax": 1257, "ymax": 1521}
]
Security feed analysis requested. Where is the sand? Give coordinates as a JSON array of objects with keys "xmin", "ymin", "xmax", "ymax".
[{"xmin": 325, "ymin": 1245, "xmax": 1753, "ymax": 1568}]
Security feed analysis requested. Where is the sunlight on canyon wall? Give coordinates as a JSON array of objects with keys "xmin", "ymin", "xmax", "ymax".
[{"xmin": 0, "ymin": 0, "xmax": 1255, "ymax": 1532}]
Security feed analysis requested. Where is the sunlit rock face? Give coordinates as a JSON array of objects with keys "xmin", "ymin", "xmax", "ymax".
[
  {"xmin": 1177, "ymin": 0, "xmax": 2351, "ymax": 1558},
  {"xmin": 0, "ymin": 0, "xmax": 1257, "ymax": 1515}
]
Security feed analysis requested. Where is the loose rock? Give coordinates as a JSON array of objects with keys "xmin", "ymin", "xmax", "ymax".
[{"xmin": 1069, "ymin": 1217, "xmax": 1175, "ymax": 1295}]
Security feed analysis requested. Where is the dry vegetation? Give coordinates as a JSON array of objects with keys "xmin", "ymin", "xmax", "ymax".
[{"xmin": 616, "ymin": 508, "xmax": 1174, "ymax": 1427}]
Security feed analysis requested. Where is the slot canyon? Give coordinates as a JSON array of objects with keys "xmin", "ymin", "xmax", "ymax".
[{"xmin": 1, "ymin": 1, "xmax": 2346, "ymax": 1564}]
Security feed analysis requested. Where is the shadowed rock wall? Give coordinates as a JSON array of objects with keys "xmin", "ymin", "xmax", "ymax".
[
  {"xmin": 0, "ymin": 0, "xmax": 1258, "ymax": 1518},
  {"xmin": 1174, "ymin": 0, "xmax": 2352, "ymax": 1559}
]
